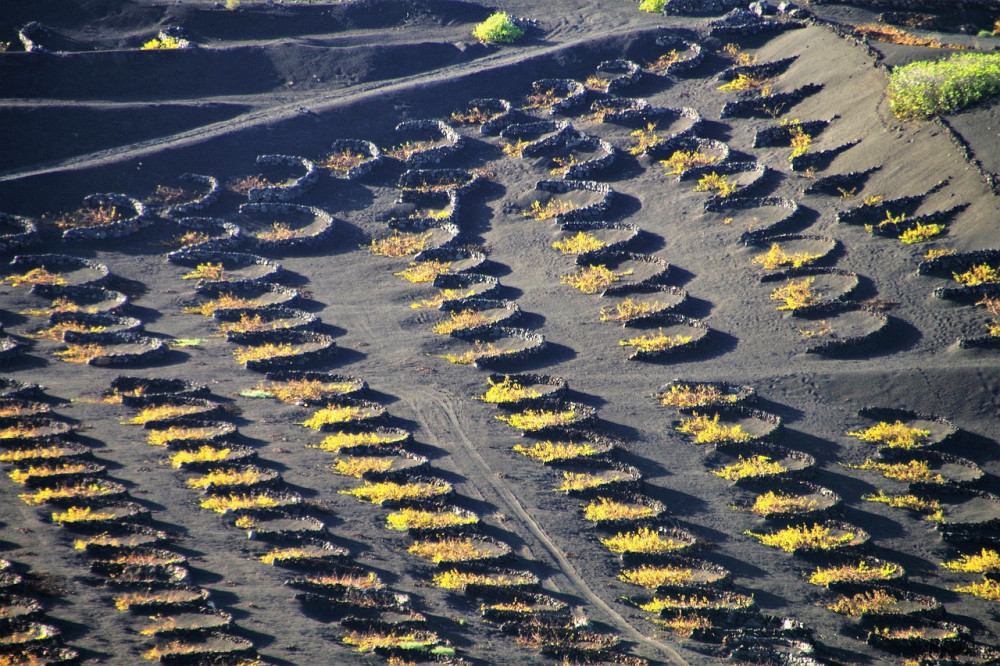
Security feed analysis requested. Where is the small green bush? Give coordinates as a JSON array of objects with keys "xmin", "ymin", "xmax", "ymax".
[
  {"xmin": 639, "ymin": 0, "xmax": 666, "ymax": 12},
  {"xmin": 888, "ymin": 53, "xmax": 1000, "ymax": 120},
  {"xmin": 472, "ymin": 12, "xmax": 524, "ymax": 44}
]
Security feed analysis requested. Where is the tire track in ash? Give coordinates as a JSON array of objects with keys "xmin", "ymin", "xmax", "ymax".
[
  {"xmin": 0, "ymin": 24, "xmax": 661, "ymax": 183},
  {"xmin": 399, "ymin": 387, "xmax": 690, "ymax": 666}
]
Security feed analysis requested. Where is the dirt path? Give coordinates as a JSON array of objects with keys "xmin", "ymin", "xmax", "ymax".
[
  {"xmin": 399, "ymin": 387, "xmax": 691, "ymax": 665},
  {"xmin": 0, "ymin": 24, "xmax": 659, "ymax": 183}
]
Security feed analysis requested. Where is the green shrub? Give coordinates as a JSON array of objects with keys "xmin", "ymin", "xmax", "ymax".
[
  {"xmin": 472, "ymin": 12, "xmax": 524, "ymax": 44},
  {"xmin": 639, "ymin": 0, "xmax": 666, "ymax": 12},
  {"xmin": 887, "ymin": 53, "xmax": 1000, "ymax": 120}
]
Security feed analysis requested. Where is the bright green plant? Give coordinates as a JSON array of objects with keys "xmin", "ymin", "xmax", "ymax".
[
  {"xmin": 472, "ymin": 12, "xmax": 524, "ymax": 44},
  {"xmin": 887, "ymin": 53, "xmax": 1000, "ymax": 120},
  {"xmin": 639, "ymin": 0, "xmax": 666, "ymax": 12}
]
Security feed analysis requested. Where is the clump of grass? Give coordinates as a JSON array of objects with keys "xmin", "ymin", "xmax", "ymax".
[
  {"xmin": 647, "ymin": 51, "xmax": 681, "ymax": 73},
  {"xmin": 523, "ymin": 199, "xmax": 577, "ymax": 221},
  {"xmin": 53, "ymin": 204, "xmax": 122, "ymax": 229},
  {"xmin": 394, "ymin": 260, "xmax": 451, "ymax": 284},
  {"xmin": 513, "ymin": 440, "xmax": 598, "ymax": 462},
  {"xmin": 257, "ymin": 378, "xmax": 357, "ymax": 404},
  {"xmin": 675, "ymin": 413, "xmax": 752, "ymax": 445},
  {"xmin": 188, "ymin": 468, "xmax": 264, "ymax": 490},
  {"xmin": 748, "ymin": 491, "xmax": 820, "ymax": 516},
  {"xmin": 3, "ymin": 268, "xmax": 67, "ymax": 287},
  {"xmin": 942, "ymin": 549, "xmax": 1000, "ymax": 573},
  {"xmin": 259, "ymin": 547, "xmax": 326, "ymax": 565},
  {"xmin": 9, "ymin": 462, "xmax": 91, "ymax": 485},
  {"xmin": 954, "ymin": 263, "xmax": 1000, "ymax": 286},
  {"xmin": 550, "ymin": 155, "xmax": 580, "ymax": 176},
  {"xmin": 19, "ymin": 297, "xmax": 96, "ymax": 317},
  {"xmin": 113, "ymin": 589, "xmax": 203, "ymax": 611},
  {"xmin": 888, "ymin": 52, "xmax": 1000, "ymax": 120},
  {"xmin": 862, "ymin": 490, "xmax": 943, "ymax": 521},
  {"xmin": 370, "ymin": 231, "xmax": 431, "ymax": 258},
  {"xmin": 712, "ymin": 455, "xmax": 787, "ymax": 482},
  {"xmin": 181, "ymin": 263, "xmax": 225, "ymax": 281},
  {"xmin": 332, "ymin": 456, "xmax": 395, "ymax": 478},
  {"xmin": 955, "ymin": 578, "xmax": 1000, "ymax": 602},
  {"xmin": 199, "ymin": 493, "xmax": 279, "ymax": 513},
  {"xmin": 620, "ymin": 565, "xmax": 696, "ymax": 589},
  {"xmin": 641, "ymin": 593, "xmax": 753, "ymax": 614},
  {"xmin": 718, "ymin": 74, "xmax": 772, "ymax": 91},
  {"xmin": 746, "ymin": 523, "xmax": 856, "ymax": 553},
  {"xmin": 142, "ymin": 31, "xmax": 189, "ymax": 49},
  {"xmin": 844, "ymin": 459, "xmax": 945, "ymax": 484},
  {"xmin": 628, "ymin": 123, "xmax": 663, "ymax": 156},
  {"xmin": 857, "ymin": 23, "xmax": 949, "ymax": 47},
  {"xmin": 847, "ymin": 421, "xmax": 931, "ymax": 449},
  {"xmin": 752, "ymin": 243, "xmax": 821, "ymax": 270},
  {"xmin": 124, "ymin": 404, "xmax": 203, "ymax": 425},
  {"xmin": 602, "ymin": 527, "xmax": 687, "ymax": 554},
  {"xmin": 722, "ymin": 43, "xmax": 757, "ymax": 67},
  {"xmin": 900, "ymin": 222, "xmax": 946, "ymax": 244},
  {"xmin": 438, "ymin": 342, "xmax": 506, "ymax": 365},
  {"xmin": 233, "ymin": 342, "xmax": 295, "ymax": 364},
  {"xmin": 168, "ymin": 446, "xmax": 232, "ymax": 468},
  {"xmin": 552, "ymin": 231, "xmax": 605, "ymax": 255},
  {"xmin": 310, "ymin": 430, "xmax": 405, "ymax": 452},
  {"xmin": 340, "ymin": 479, "xmax": 451, "ymax": 504},
  {"xmin": 386, "ymin": 508, "xmax": 477, "ymax": 532},
  {"xmin": 600, "ymin": 297, "xmax": 664, "ymax": 323},
  {"xmin": 657, "ymin": 384, "xmax": 738, "ymax": 409},
  {"xmin": 620, "ymin": 330, "xmax": 693, "ymax": 353},
  {"xmin": 0, "ymin": 445, "xmax": 72, "ymax": 463},
  {"xmin": 410, "ymin": 288, "xmax": 475, "ymax": 309},
  {"xmin": 451, "ymin": 106, "xmax": 499, "ymax": 124},
  {"xmin": 433, "ymin": 569, "xmax": 531, "ymax": 590},
  {"xmin": 317, "ymin": 149, "xmax": 367, "ymax": 172},
  {"xmin": 343, "ymin": 629, "xmax": 441, "ymax": 653},
  {"xmin": 472, "ymin": 11, "xmax": 523, "ymax": 43},
  {"xmin": 782, "ymin": 119, "xmax": 813, "ymax": 159},
  {"xmin": 177, "ymin": 230, "xmax": 211, "ymax": 247},
  {"xmin": 303, "ymin": 404, "xmax": 372, "ymax": 430},
  {"xmin": 798, "ymin": 321, "xmax": 833, "ymax": 338},
  {"xmin": 227, "ymin": 174, "xmax": 272, "ymax": 195},
  {"xmin": 408, "ymin": 537, "xmax": 497, "ymax": 563},
  {"xmin": 254, "ymin": 222, "xmax": 301, "ymax": 241},
  {"xmin": 809, "ymin": 560, "xmax": 900, "ymax": 587},
  {"xmin": 561, "ymin": 265, "xmax": 632, "ymax": 294},
  {"xmin": 478, "ymin": 376, "xmax": 540, "ymax": 404},
  {"xmin": 30, "ymin": 321, "xmax": 106, "ymax": 341},
  {"xmin": 385, "ymin": 141, "xmax": 436, "ymax": 161},
  {"xmin": 660, "ymin": 150, "xmax": 719, "ymax": 176},
  {"xmin": 556, "ymin": 470, "xmax": 627, "ymax": 493},
  {"xmin": 826, "ymin": 589, "xmax": 899, "ymax": 617},
  {"xmin": 432, "ymin": 309, "xmax": 494, "ymax": 335},
  {"xmin": 583, "ymin": 497, "xmax": 656, "ymax": 523},
  {"xmin": 54, "ymin": 344, "xmax": 106, "ymax": 364},
  {"xmin": 147, "ymin": 425, "xmax": 221, "ymax": 447},
  {"xmin": 501, "ymin": 138, "xmax": 530, "ymax": 157},
  {"xmin": 694, "ymin": 172, "xmax": 738, "ymax": 196},
  {"xmin": 769, "ymin": 277, "xmax": 821, "ymax": 311},
  {"xmin": 654, "ymin": 614, "xmax": 713, "ymax": 637},
  {"xmin": 184, "ymin": 293, "xmax": 260, "ymax": 316},
  {"xmin": 925, "ymin": 248, "xmax": 956, "ymax": 260},
  {"xmin": 524, "ymin": 88, "xmax": 563, "ymax": 110},
  {"xmin": 51, "ymin": 506, "xmax": 116, "ymax": 524},
  {"xmin": 496, "ymin": 408, "xmax": 577, "ymax": 431},
  {"xmin": 19, "ymin": 481, "xmax": 119, "ymax": 506}
]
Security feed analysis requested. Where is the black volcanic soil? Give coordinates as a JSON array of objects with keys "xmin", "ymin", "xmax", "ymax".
[{"xmin": 3, "ymin": 1, "xmax": 1000, "ymax": 664}]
